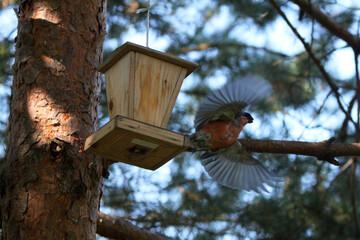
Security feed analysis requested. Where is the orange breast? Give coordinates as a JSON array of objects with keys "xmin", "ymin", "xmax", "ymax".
[{"xmin": 202, "ymin": 121, "xmax": 243, "ymax": 149}]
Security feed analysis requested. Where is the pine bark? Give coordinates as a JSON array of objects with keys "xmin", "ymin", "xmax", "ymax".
[
  {"xmin": 97, "ymin": 212, "xmax": 169, "ymax": 240},
  {"xmin": 2, "ymin": 0, "xmax": 106, "ymax": 239}
]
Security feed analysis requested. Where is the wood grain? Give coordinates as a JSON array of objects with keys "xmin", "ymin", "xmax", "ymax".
[
  {"xmin": 161, "ymin": 67, "xmax": 188, "ymax": 127},
  {"xmin": 99, "ymin": 41, "xmax": 198, "ymax": 77},
  {"xmin": 105, "ymin": 52, "xmax": 131, "ymax": 119},
  {"xmin": 101, "ymin": 42, "xmax": 198, "ymax": 127},
  {"xmin": 133, "ymin": 53, "xmax": 183, "ymax": 127},
  {"xmin": 85, "ymin": 116, "xmax": 189, "ymax": 170}
]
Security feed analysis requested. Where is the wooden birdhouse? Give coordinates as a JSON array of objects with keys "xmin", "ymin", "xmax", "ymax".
[{"xmin": 85, "ymin": 42, "xmax": 198, "ymax": 170}]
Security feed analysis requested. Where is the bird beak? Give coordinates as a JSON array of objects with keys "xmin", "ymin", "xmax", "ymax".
[{"xmin": 244, "ymin": 112, "xmax": 254, "ymax": 123}]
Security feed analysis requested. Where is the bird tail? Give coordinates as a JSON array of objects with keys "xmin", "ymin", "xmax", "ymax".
[{"xmin": 200, "ymin": 142, "xmax": 281, "ymax": 193}]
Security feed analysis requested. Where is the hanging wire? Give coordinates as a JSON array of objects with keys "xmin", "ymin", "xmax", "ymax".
[
  {"xmin": 146, "ymin": 0, "xmax": 150, "ymax": 47},
  {"xmin": 136, "ymin": 0, "xmax": 151, "ymax": 47}
]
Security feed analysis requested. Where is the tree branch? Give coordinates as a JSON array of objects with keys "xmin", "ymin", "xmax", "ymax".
[
  {"xmin": 339, "ymin": 93, "xmax": 357, "ymax": 142},
  {"xmin": 188, "ymin": 138, "xmax": 360, "ymax": 165},
  {"xmin": 236, "ymin": 138, "xmax": 360, "ymax": 165},
  {"xmin": 297, "ymin": 90, "xmax": 332, "ymax": 140},
  {"xmin": 288, "ymin": 0, "xmax": 360, "ymax": 52},
  {"xmin": 97, "ymin": 212, "xmax": 168, "ymax": 240},
  {"xmin": 269, "ymin": 0, "xmax": 358, "ymax": 129},
  {"xmin": 177, "ymin": 42, "xmax": 289, "ymax": 58}
]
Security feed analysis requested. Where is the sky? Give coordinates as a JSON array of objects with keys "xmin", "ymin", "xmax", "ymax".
[
  {"xmin": 0, "ymin": 0, "xmax": 359, "ymax": 184},
  {"xmin": 0, "ymin": 2, "xmax": 360, "ymax": 238},
  {"xmin": 101, "ymin": 2, "xmax": 360, "ymax": 214}
]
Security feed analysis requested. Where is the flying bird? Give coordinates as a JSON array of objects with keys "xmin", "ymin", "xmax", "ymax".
[{"xmin": 189, "ymin": 76, "xmax": 280, "ymax": 193}]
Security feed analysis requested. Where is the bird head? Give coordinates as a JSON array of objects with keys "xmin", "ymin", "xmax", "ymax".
[
  {"xmin": 243, "ymin": 112, "xmax": 253, "ymax": 123},
  {"xmin": 235, "ymin": 112, "xmax": 253, "ymax": 125}
]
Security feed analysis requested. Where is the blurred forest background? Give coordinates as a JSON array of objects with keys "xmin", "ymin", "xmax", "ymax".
[{"xmin": 1, "ymin": 0, "xmax": 360, "ymax": 239}]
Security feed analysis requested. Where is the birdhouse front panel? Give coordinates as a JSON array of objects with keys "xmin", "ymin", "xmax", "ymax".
[
  {"xmin": 133, "ymin": 53, "xmax": 187, "ymax": 128},
  {"xmin": 104, "ymin": 51, "xmax": 134, "ymax": 119},
  {"xmin": 99, "ymin": 42, "xmax": 198, "ymax": 128}
]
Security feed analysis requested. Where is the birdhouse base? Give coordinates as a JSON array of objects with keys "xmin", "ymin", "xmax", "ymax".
[{"xmin": 84, "ymin": 115, "xmax": 189, "ymax": 170}]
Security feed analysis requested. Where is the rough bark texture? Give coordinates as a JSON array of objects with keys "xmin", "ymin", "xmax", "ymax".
[
  {"xmin": 238, "ymin": 138, "xmax": 358, "ymax": 163},
  {"xmin": 97, "ymin": 212, "xmax": 168, "ymax": 240},
  {"xmin": 187, "ymin": 137, "xmax": 359, "ymax": 164},
  {"xmin": 2, "ymin": 0, "xmax": 106, "ymax": 239}
]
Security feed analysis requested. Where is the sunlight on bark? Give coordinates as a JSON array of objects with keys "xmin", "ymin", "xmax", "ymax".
[{"xmin": 30, "ymin": 2, "xmax": 60, "ymax": 24}]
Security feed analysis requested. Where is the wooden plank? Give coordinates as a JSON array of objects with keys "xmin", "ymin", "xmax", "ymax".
[
  {"xmin": 160, "ymin": 67, "xmax": 188, "ymax": 128},
  {"xmin": 151, "ymin": 146, "xmax": 186, "ymax": 170},
  {"xmin": 84, "ymin": 119, "xmax": 117, "ymax": 152},
  {"xmin": 133, "ymin": 53, "xmax": 183, "ymax": 127},
  {"xmin": 105, "ymin": 53, "xmax": 131, "ymax": 120},
  {"xmin": 84, "ymin": 116, "xmax": 189, "ymax": 170},
  {"xmin": 99, "ymin": 42, "xmax": 198, "ymax": 77},
  {"xmin": 116, "ymin": 116, "xmax": 185, "ymax": 146},
  {"xmin": 86, "ymin": 125, "xmax": 178, "ymax": 169},
  {"xmin": 128, "ymin": 51, "xmax": 135, "ymax": 119}
]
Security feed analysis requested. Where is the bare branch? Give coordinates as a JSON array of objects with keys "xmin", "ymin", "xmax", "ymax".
[
  {"xmin": 355, "ymin": 52, "xmax": 360, "ymax": 133},
  {"xmin": 288, "ymin": 0, "xmax": 360, "ymax": 52},
  {"xmin": 236, "ymin": 138, "xmax": 360, "ymax": 165},
  {"xmin": 339, "ymin": 93, "xmax": 357, "ymax": 142},
  {"xmin": 297, "ymin": 90, "xmax": 332, "ymax": 140},
  {"xmin": 187, "ymin": 138, "xmax": 360, "ymax": 165},
  {"xmin": 97, "ymin": 212, "xmax": 168, "ymax": 240},
  {"xmin": 333, "ymin": 158, "xmax": 353, "ymax": 181},
  {"xmin": 320, "ymin": 158, "xmax": 353, "ymax": 205},
  {"xmin": 269, "ymin": 0, "xmax": 357, "ymax": 129},
  {"xmin": 177, "ymin": 42, "xmax": 289, "ymax": 58}
]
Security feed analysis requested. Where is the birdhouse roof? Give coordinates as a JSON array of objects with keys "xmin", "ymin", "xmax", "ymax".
[{"xmin": 99, "ymin": 42, "xmax": 198, "ymax": 77}]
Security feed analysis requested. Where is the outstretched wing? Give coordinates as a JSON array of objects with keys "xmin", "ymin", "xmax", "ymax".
[
  {"xmin": 194, "ymin": 75, "xmax": 271, "ymax": 131},
  {"xmin": 201, "ymin": 142, "xmax": 281, "ymax": 193}
]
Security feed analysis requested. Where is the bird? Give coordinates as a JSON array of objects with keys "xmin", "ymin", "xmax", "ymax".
[{"xmin": 189, "ymin": 75, "xmax": 280, "ymax": 193}]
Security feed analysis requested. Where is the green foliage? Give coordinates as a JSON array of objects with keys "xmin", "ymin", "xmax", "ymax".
[
  {"xmin": 217, "ymin": 0, "xmax": 278, "ymax": 27},
  {"xmin": 1, "ymin": 0, "xmax": 360, "ymax": 239},
  {"xmin": 99, "ymin": 0, "xmax": 360, "ymax": 239}
]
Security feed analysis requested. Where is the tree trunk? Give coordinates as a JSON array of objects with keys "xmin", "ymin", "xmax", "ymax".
[{"xmin": 2, "ymin": 0, "xmax": 106, "ymax": 239}]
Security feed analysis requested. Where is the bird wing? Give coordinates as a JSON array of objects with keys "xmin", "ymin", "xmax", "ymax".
[
  {"xmin": 200, "ymin": 142, "xmax": 281, "ymax": 193},
  {"xmin": 194, "ymin": 75, "xmax": 272, "ymax": 131}
]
